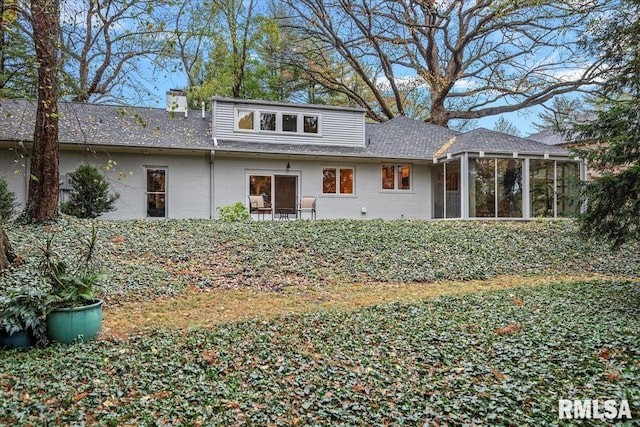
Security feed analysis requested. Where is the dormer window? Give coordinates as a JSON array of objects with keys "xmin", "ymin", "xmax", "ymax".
[
  {"xmin": 237, "ymin": 110, "xmax": 254, "ymax": 130},
  {"xmin": 304, "ymin": 115, "xmax": 319, "ymax": 134},
  {"xmin": 260, "ymin": 112, "xmax": 276, "ymax": 131},
  {"xmin": 235, "ymin": 108, "xmax": 321, "ymax": 136},
  {"xmin": 282, "ymin": 114, "xmax": 298, "ymax": 132}
]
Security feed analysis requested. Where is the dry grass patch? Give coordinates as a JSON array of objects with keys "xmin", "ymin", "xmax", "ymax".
[{"xmin": 102, "ymin": 273, "xmax": 617, "ymax": 338}]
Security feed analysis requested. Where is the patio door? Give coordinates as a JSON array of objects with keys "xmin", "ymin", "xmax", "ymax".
[{"xmin": 274, "ymin": 175, "xmax": 297, "ymax": 212}]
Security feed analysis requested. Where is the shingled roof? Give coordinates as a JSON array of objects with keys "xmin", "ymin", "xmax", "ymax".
[
  {"xmin": 215, "ymin": 115, "xmax": 460, "ymax": 160},
  {"xmin": 0, "ymin": 99, "xmax": 212, "ymax": 150},
  {"xmin": 364, "ymin": 115, "xmax": 460, "ymax": 159},
  {"xmin": 0, "ymin": 99, "xmax": 572, "ymax": 160},
  {"xmin": 435, "ymin": 128, "xmax": 570, "ymax": 159},
  {"xmin": 527, "ymin": 129, "xmax": 566, "ymax": 146}
]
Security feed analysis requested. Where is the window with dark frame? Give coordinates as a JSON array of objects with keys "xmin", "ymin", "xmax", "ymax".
[{"xmin": 304, "ymin": 115, "xmax": 319, "ymax": 134}]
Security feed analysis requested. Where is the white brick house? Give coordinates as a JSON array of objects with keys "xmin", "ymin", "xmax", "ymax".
[{"xmin": 0, "ymin": 94, "xmax": 585, "ymax": 220}]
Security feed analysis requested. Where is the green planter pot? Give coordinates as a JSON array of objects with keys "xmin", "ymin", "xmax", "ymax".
[
  {"xmin": 0, "ymin": 330, "xmax": 34, "ymax": 349},
  {"xmin": 46, "ymin": 300, "xmax": 103, "ymax": 344}
]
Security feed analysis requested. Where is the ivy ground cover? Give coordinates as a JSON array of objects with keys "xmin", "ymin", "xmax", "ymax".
[
  {"xmin": 1, "ymin": 219, "xmax": 639, "ymax": 424},
  {"xmin": 4, "ymin": 218, "xmax": 640, "ymax": 304},
  {"xmin": 1, "ymin": 280, "xmax": 639, "ymax": 425}
]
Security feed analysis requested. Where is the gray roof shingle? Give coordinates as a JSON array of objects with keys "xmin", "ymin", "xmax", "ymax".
[
  {"xmin": 0, "ymin": 99, "xmax": 213, "ymax": 150},
  {"xmin": 527, "ymin": 129, "xmax": 566, "ymax": 146},
  {"xmin": 0, "ymin": 100, "xmax": 571, "ymax": 160},
  {"xmin": 438, "ymin": 128, "xmax": 569, "ymax": 158},
  {"xmin": 364, "ymin": 115, "xmax": 460, "ymax": 159},
  {"xmin": 215, "ymin": 115, "xmax": 460, "ymax": 160}
]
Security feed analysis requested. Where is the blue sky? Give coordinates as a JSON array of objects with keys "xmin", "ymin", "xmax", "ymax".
[{"xmin": 145, "ymin": 68, "xmax": 548, "ymax": 137}]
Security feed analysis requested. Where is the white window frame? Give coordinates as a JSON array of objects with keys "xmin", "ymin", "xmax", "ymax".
[
  {"xmin": 236, "ymin": 109, "xmax": 255, "ymax": 131},
  {"xmin": 234, "ymin": 108, "xmax": 322, "ymax": 136},
  {"xmin": 322, "ymin": 166, "xmax": 355, "ymax": 196},
  {"xmin": 259, "ymin": 110, "xmax": 278, "ymax": 132},
  {"xmin": 381, "ymin": 164, "xmax": 412, "ymax": 191}
]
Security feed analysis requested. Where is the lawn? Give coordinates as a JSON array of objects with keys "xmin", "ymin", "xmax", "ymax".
[{"xmin": 1, "ymin": 218, "xmax": 639, "ymax": 425}]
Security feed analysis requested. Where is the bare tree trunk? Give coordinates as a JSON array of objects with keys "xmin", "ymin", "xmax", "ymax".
[
  {"xmin": 281, "ymin": 0, "xmax": 605, "ymax": 127},
  {"xmin": 429, "ymin": 102, "xmax": 450, "ymax": 128},
  {"xmin": 26, "ymin": 0, "xmax": 60, "ymax": 222},
  {"xmin": 0, "ymin": 215, "xmax": 15, "ymax": 270}
]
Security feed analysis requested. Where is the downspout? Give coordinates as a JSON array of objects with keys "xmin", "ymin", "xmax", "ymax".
[
  {"xmin": 523, "ymin": 158, "xmax": 531, "ymax": 219},
  {"xmin": 209, "ymin": 99, "xmax": 217, "ymax": 219},
  {"xmin": 209, "ymin": 149, "xmax": 215, "ymax": 219}
]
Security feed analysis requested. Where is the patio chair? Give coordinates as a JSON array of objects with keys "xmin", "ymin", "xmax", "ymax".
[
  {"xmin": 297, "ymin": 196, "xmax": 316, "ymax": 220},
  {"xmin": 248, "ymin": 195, "xmax": 272, "ymax": 220}
]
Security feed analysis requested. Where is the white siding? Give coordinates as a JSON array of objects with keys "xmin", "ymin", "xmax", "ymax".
[
  {"xmin": 5, "ymin": 146, "xmax": 432, "ymax": 221},
  {"xmin": 213, "ymin": 100, "xmax": 365, "ymax": 147},
  {"xmin": 3, "ymin": 148, "xmax": 212, "ymax": 220},
  {"xmin": 213, "ymin": 157, "xmax": 431, "ymax": 220},
  {"xmin": 62, "ymin": 152, "xmax": 211, "ymax": 220},
  {"xmin": 0, "ymin": 147, "xmax": 28, "ymax": 217}
]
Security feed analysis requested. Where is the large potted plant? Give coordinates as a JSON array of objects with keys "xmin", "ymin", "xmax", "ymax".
[
  {"xmin": 42, "ymin": 224, "xmax": 105, "ymax": 344},
  {"xmin": 0, "ymin": 276, "xmax": 49, "ymax": 349}
]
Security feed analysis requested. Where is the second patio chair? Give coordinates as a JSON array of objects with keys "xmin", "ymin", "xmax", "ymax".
[{"xmin": 297, "ymin": 196, "xmax": 316, "ymax": 220}]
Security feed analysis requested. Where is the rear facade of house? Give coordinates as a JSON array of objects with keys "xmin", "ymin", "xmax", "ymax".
[{"xmin": 0, "ymin": 94, "xmax": 585, "ymax": 221}]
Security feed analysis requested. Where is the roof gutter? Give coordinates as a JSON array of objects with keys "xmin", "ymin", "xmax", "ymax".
[{"xmin": 432, "ymin": 150, "xmax": 575, "ymax": 164}]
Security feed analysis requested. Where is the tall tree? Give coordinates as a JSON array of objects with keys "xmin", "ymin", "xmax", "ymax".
[
  {"xmin": 223, "ymin": 0, "xmax": 256, "ymax": 98},
  {"xmin": 533, "ymin": 96, "xmax": 588, "ymax": 132},
  {"xmin": 494, "ymin": 117, "xmax": 521, "ymax": 137},
  {"xmin": 58, "ymin": 0, "xmax": 174, "ymax": 104},
  {"xmin": 571, "ymin": 0, "xmax": 640, "ymax": 248},
  {"xmin": 279, "ymin": 0, "xmax": 609, "ymax": 127},
  {"xmin": 178, "ymin": 0, "xmax": 261, "ymax": 101},
  {"xmin": 0, "ymin": 0, "xmax": 37, "ymax": 98},
  {"xmin": 0, "ymin": 212, "xmax": 15, "ymax": 269},
  {"xmin": 171, "ymin": 0, "xmax": 220, "ymax": 104},
  {"xmin": 25, "ymin": 0, "xmax": 60, "ymax": 222},
  {"xmin": 174, "ymin": 0, "xmax": 307, "ymax": 105}
]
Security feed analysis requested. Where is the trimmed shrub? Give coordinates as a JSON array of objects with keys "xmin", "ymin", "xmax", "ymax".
[
  {"xmin": 60, "ymin": 164, "xmax": 119, "ymax": 219},
  {"xmin": 0, "ymin": 174, "xmax": 17, "ymax": 221}
]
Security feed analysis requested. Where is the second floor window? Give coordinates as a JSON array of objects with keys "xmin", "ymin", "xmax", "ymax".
[
  {"xmin": 282, "ymin": 114, "xmax": 297, "ymax": 132},
  {"xmin": 260, "ymin": 112, "xmax": 276, "ymax": 131},
  {"xmin": 304, "ymin": 115, "xmax": 319, "ymax": 134},
  {"xmin": 236, "ymin": 108, "xmax": 321, "ymax": 135}
]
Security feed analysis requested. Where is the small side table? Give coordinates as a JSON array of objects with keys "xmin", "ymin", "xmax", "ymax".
[{"xmin": 277, "ymin": 208, "xmax": 294, "ymax": 220}]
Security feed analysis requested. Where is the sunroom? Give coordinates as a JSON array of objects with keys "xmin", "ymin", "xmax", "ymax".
[{"xmin": 431, "ymin": 129, "xmax": 585, "ymax": 220}]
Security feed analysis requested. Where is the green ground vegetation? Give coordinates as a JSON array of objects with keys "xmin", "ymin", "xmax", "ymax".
[
  {"xmin": 0, "ymin": 280, "xmax": 638, "ymax": 425},
  {"xmin": 1, "ymin": 219, "xmax": 638, "ymax": 425},
  {"xmin": 4, "ymin": 218, "xmax": 639, "ymax": 304}
]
